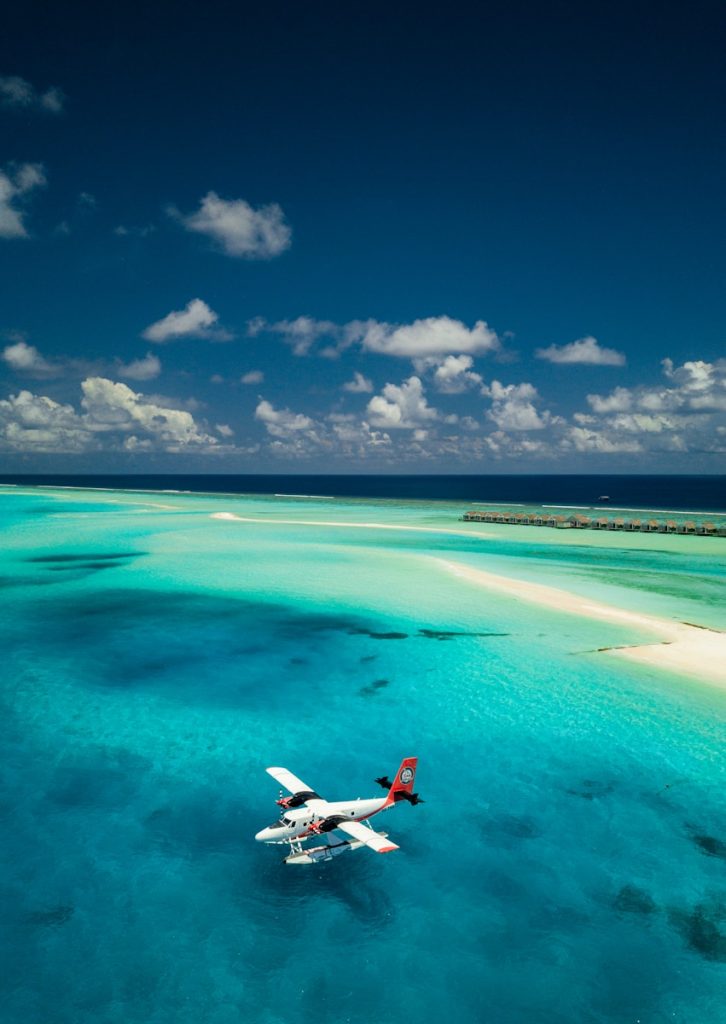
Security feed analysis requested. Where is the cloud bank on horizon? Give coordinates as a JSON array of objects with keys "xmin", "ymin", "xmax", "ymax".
[{"xmin": 1, "ymin": 6, "xmax": 725, "ymax": 472}]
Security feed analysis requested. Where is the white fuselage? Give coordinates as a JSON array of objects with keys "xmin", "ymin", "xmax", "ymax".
[{"xmin": 255, "ymin": 797, "xmax": 388, "ymax": 844}]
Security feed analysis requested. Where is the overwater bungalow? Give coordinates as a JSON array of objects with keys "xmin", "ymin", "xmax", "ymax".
[
  {"xmin": 570, "ymin": 514, "xmax": 591, "ymax": 528},
  {"xmin": 461, "ymin": 509, "xmax": 725, "ymax": 538}
]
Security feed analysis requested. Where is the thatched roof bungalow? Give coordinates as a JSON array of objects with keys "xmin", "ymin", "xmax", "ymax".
[
  {"xmin": 547, "ymin": 515, "xmax": 571, "ymax": 528},
  {"xmin": 570, "ymin": 514, "xmax": 591, "ymax": 528},
  {"xmin": 464, "ymin": 507, "xmax": 725, "ymax": 537}
]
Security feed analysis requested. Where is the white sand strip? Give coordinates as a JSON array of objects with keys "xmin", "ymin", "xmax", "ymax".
[
  {"xmin": 210, "ymin": 511, "xmax": 493, "ymax": 540},
  {"xmin": 434, "ymin": 558, "xmax": 726, "ymax": 689}
]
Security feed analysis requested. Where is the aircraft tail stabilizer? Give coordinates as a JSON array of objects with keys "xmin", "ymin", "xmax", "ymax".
[{"xmin": 384, "ymin": 756, "xmax": 419, "ymax": 805}]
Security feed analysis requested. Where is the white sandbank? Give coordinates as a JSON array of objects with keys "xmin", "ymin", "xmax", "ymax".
[
  {"xmin": 435, "ymin": 558, "xmax": 726, "ymax": 690},
  {"xmin": 209, "ymin": 511, "xmax": 493, "ymax": 540}
]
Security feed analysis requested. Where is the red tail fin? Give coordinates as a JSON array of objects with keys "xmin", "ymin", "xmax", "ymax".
[{"xmin": 385, "ymin": 757, "xmax": 418, "ymax": 805}]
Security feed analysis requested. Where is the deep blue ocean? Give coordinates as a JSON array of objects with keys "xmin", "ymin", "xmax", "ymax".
[{"xmin": 1, "ymin": 474, "xmax": 725, "ymax": 512}]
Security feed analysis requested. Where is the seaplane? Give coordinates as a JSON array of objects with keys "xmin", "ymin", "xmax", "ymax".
[{"xmin": 255, "ymin": 757, "xmax": 421, "ymax": 865}]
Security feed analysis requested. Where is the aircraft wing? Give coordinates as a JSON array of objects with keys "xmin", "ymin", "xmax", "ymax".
[
  {"xmin": 335, "ymin": 820, "xmax": 400, "ymax": 854},
  {"xmin": 266, "ymin": 766, "xmax": 324, "ymax": 801}
]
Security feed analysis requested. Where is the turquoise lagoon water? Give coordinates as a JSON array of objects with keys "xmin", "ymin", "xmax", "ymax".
[{"xmin": 1, "ymin": 486, "xmax": 725, "ymax": 1024}]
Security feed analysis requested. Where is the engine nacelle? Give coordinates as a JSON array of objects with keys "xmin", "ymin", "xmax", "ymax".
[
  {"xmin": 312, "ymin": 814, "xmax": 348, "ymax": 834},
  {"xmin": 276, "ymin": 789, "xmax": 320, "ymax": 809}
]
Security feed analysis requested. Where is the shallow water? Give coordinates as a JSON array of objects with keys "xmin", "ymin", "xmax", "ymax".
[{"xmin": 1, "ymin": 487, "xmax": 725, "ymax": 1023}]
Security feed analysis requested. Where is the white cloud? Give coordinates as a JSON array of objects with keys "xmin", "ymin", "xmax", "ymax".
[
  {"xmin": 568, "ymin": 427, "xmax": 643, "ymax": 453},
  {"xmin": 216, "ymin": 424, "xmax": 234, "ymax": 437},
  {"xmin": 484, "ymin": 380, "xmax": 556, "ymax": 431},
  {"xmin": 608, "ymin": 412, "xmax": 684, "ymax": 434},
  {"xmin": 0, "ymin": 163, "xmax": 47, "ymax": 239},
  {"xmin": 170, "ymin": 192, "xmax": 291, "ymax": 259},
  {"xmin": 250, "ymin": 316, "xmax": 337, "ymax": 356},
  {"xmin": 343, "ymin": 371, "xmax": 373, "ymax": 393},
  {"xmin": 587, "ymin": 358, "xmax": 726, "ymax": 416},
  {"xmin": 366, "ymin": 376, "xmax": 439, "ymax": 429},
  {"xmin": 354, "ymin": 316, "xmax": 499, "ymax": 359},
  {"xmin": 241, "ymin": 369, "xmax": 264, "ymax": 384},
  {"xmin": 80, "ymin": 378, "xmax": 217, "ymax": 449},
  {"xmin": 250, "ymin": 314, "xmax": 500, "ymax": 361},
  {"xmin": 2, "ymin": 340, "xmax": 161, "ymax": 383},
  {"xmin": 255, "ymin": 399, "xmax": 315, "ymax": 438},
  {"xmin": 0, "ymin": 378, "xmax": 222, "ymax": 454},
  {"xmin": 662, "ymin": 358, "xmax": 726, "ymax": 410},
  {"xmin": 574, "ymin": 357, "xmax": 726, "ymax": 457},
  {"xmin": 142, "ymin": 299, "xmax": 233, "ymax": 343},
  {"xmin": 115, "ymin": 353, "xmax": 161, "ymax": 381},
  {"xmin": 0, "ymin": 390, "xmax": 89, "ymax": 452},
  {"xmin": 587, "ymin": 386, "xmax": 633, "ymax": 413},
  {"xmin": 429, "ymin": 354, "xmax": 483, "ymax": 393},
  {"xmin": 482, "ymin": 430, "xmax": 552, "ymax": 458},
  {"xmin": 536, "ymin": 336, "xmax": 626, "ymax": 366},
  {"xmin": 0, "ymin": 76, "xmax": 64, "ymax": 113},
  {"xmin": 2, "ymin": 340, "xmax": 55, "ymax": 377},
  {"xmin": 0, "ymin": 379, "xmax": 214, "ymax": 453},
  {"xmin": 328, "ymin": 413, "xmax": 392, "ymax": 454}
]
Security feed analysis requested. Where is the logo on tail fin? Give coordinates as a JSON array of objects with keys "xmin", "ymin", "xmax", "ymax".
[{"xmin": 400, "ymin": 766, "xmax": 414, "ymax": 785}]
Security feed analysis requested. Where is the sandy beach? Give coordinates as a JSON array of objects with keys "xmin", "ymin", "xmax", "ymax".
[
  {"xmin": 210, "ymin": 510, "xmax": 494, "ymax": 540},
  {"xmin": 435, "ymin": 557, "xmax": 726, "ymax": 689}
]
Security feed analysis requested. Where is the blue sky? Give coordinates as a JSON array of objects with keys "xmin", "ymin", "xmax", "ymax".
[{"xmin": 1, "ymin": 1, "xmax": 725, "ymax": 472}]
